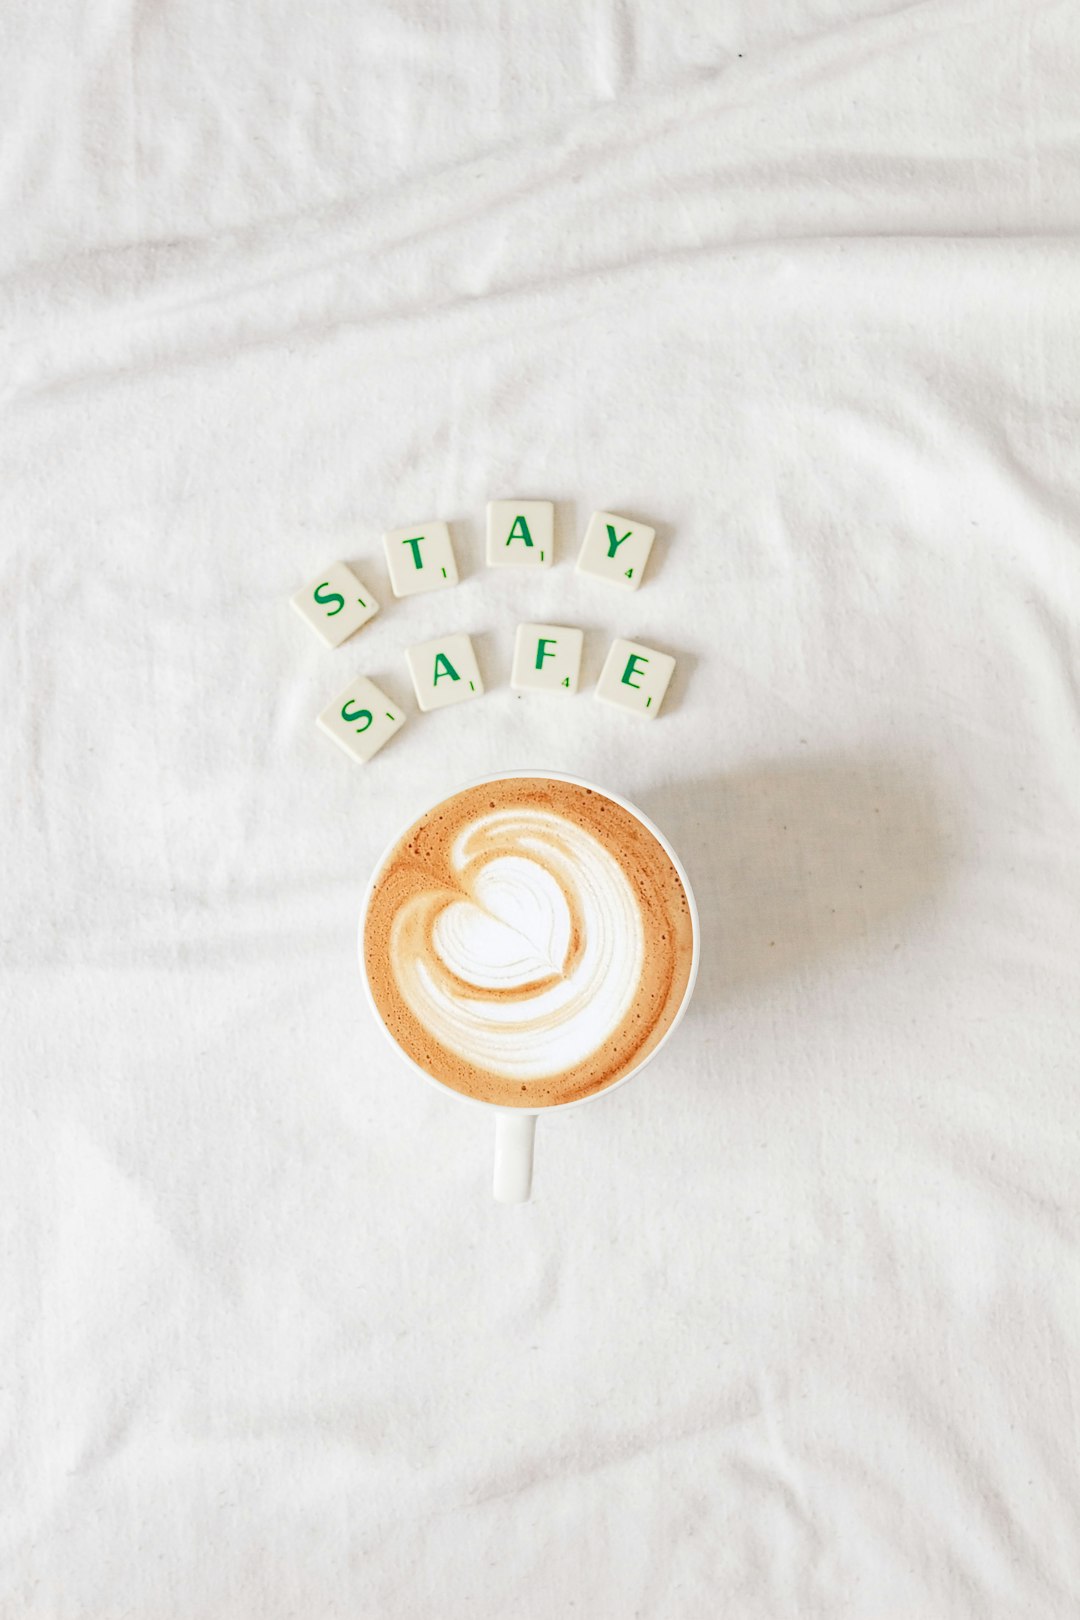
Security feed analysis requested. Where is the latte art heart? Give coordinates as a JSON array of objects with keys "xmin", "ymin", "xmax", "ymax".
[
  {"xmin": 363, "ymin": 777, "xmax": 695, "ymax": 1109},
  {"xmin": 393, "ymin": 815, "xmax": 644, "ymax": 1081},
  {"xmin": 433, "ymin": 856, "xmax": 573, "ymax": 990}
]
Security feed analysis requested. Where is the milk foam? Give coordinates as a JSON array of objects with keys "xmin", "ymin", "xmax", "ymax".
[{"xmin": 389, "ymin": 809, "xmax": 645, "ymax": 1083}]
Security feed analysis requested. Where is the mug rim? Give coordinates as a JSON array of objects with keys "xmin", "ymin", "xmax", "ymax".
[{"xmin": 357, "ymin": 768, "xmax": 701, "ymax": 1116}]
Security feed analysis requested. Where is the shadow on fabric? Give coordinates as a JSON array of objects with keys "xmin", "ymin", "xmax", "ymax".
[{"xmin": 641, "ymin": 753, "xmax": 951, "ymax": 1002}]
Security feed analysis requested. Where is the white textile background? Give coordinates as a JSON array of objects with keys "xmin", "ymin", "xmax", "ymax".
[{"xmin": 3, "ymin": 2, "xmax": 1080, "ymax": 1615}]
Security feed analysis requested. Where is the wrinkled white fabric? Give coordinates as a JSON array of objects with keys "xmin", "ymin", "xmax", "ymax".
[{"xmin": 2, "ymin": 2, "xmax": 1080, "ymax": 1615}]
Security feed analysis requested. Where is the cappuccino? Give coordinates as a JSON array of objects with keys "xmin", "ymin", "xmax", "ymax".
[{"xmin": 363, "ymin": 776, "xmax": 695, "ymax": 1108}]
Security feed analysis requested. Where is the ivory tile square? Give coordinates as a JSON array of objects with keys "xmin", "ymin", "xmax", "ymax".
[
  {"xmin": 317, "ymin": 675, "xmax": 406, "ymax": 763},
  {"xmin": 595, "ymin": 637, "xmax": 675, "ymax": 719},
  {"xmin": 291, "ymin": 561, "xmax": 380, "ymax": 648},
  {"xmin": 511, "ymin": 623, "xmax": 583, "ymax": 694},
  {"xmin": 405, "ymin": 633, "xmax": 485, "ymax": 712},
  {"xmin": 576, "ymin": 511, "xmax": 656, "ymax": 591},
  {"xmin": 382, "ymin": 520, "xmax": 459, "ymax": 597},
  {"xmin": 486, "ymin": 500, "xmax": 554, "ymax": 568}
]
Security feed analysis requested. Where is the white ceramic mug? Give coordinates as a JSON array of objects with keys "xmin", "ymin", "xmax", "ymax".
[{"xmin": 359, "ymin": 770, "xmax": 700, "ymax": 1203}]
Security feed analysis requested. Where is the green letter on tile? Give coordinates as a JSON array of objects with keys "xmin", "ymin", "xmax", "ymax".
[
  {"xmin": 507, "ymin": 515, "xmax": 534, "ymax": 548},
  {"xmin": 621, "ymin": 653, "xmax": 649, "ymax": 689},
  {"xmin": 341, "ymin": 702, "xmax": 374, "ymax": 731},
  {"xmin": 535, "ymin": 637, "xmax": 557, "ymax": 669},
  {"xmin": 314, "ymin": 582, "xmax": 345, "ymax": 616},
  {"xmin": 605, "ymin": 525, "xmax": 633, "ymax": 558},
  {"xmin": 403, "ymin": 536, "xmax": 425, "ymax": 569},
  {"xmin": 433, "ymin": 653, "xmax": 460, "ymax": 685}
]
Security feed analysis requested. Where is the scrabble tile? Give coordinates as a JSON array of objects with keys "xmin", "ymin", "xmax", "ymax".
[
  {"xmin": 511, "ymin": 623, "xmax": 583, "ymax": 695},
  {"xmin": 382, "ymin": 520, "xmax": 459, "ymax": 597},
  {"xmin": 405, "ymin": 633, "xmax": 485, "ymax": 712},
  {"xmin": 486, "ymin": 500, "xmax": 554, "ymax": 568},
  {"xmin": 291, "ymin": 561, "xmax": 380, "ymax": 648},
  {"xmin": 317, "ymin": 675, "xmax": 406, "ymax": 763},
  {"xmin": 576, "ymin": 510, "xmax": 656, "ymax": 591},
  {"xmin": 595, "ymin": 637, "xmax": 675, "ymax": 719}
]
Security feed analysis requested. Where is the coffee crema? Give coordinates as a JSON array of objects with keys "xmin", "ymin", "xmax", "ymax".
[{"xmin": 363, "ymin": 776, "xmax": 695, "ymax": 1108}]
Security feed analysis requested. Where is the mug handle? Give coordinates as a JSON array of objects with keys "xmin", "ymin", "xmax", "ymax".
[{"xmin": 493, "ymin": 1111, "xmax": 537, "ymax": 1203}]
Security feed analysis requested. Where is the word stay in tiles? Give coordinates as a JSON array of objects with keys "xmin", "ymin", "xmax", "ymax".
[
  {"xmin": 486, "ymin": 500, "xmax": 554, "ymax": 569},
  {"xmin": 595, "ymin": 637, "xmax": 676, "ymax": 719},
  {"xmin": 382, "ymin": 520, "xmax": 459, "ymax": 597},
  {"xmin": 511, "ymin": 623, "xmax": 584, "ymax": 695},
  {"xmin": 576, "ymin": 510, "xmax": 656, "ymax": 591},
  {"xmin": 291, "ymin": 561, "xmax": 380, "ymax": 648},
  {"xmin": 405, "ymin": 633, "xmax": 485, "ymax": 713},
  {"xmin": 317, "ymin": 675, "xmax": 406, "ymax": 763}
]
